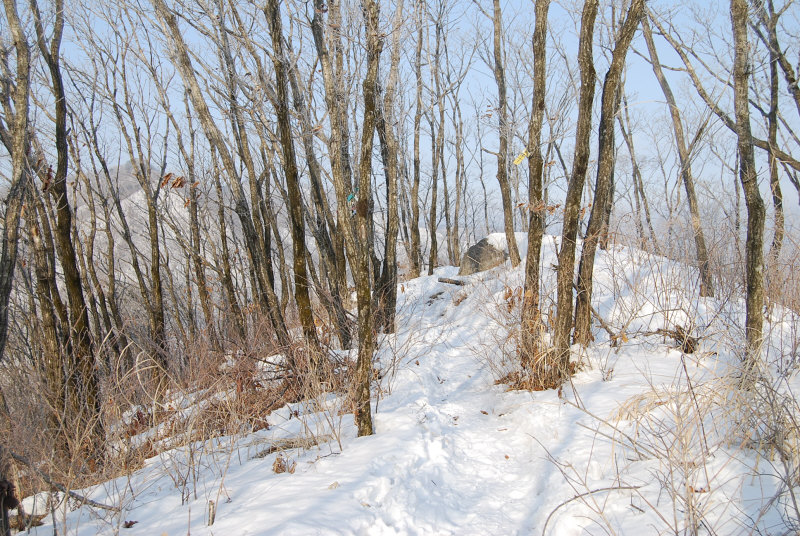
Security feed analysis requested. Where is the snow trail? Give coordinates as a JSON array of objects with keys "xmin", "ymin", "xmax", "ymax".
[{"xmin": 23, "ymin": 243, "xmax": 799, "ymax": 534}]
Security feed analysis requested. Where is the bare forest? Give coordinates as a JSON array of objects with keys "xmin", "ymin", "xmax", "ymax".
[{"xmin": 1, "ymin": 0, "xmax": 800, "ymax": 533}]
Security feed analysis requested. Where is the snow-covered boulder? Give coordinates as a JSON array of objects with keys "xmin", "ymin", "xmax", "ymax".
[{"xmin": 458, "ymin": 238, "xmax": 508, "ymax": 275}]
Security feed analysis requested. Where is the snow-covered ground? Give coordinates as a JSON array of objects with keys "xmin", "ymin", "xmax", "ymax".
[{"xmin": 19, "ymin": 234, "xmax": 800, "ymax": 534}]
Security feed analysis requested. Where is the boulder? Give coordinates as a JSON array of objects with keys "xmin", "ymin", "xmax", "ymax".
[{"xmin": 458, "ymin": 238, "xmax": 508, "ymax": 276}]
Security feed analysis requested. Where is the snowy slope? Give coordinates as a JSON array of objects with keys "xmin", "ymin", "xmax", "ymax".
[{"xmin": 20, "ymin": 234, "xmax": 800, "ymax": 535}]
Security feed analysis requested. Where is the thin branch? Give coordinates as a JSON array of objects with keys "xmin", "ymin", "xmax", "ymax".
[{"xmin": 541, "ymin": 485, "xmax": 642, "ymax": 535}]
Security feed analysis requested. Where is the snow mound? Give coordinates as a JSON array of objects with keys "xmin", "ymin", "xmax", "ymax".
[{"xmin": 24, "ymin": 236, "xmax": 800, "ymax": 535}]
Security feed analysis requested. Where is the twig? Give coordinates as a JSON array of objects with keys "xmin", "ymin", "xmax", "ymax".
[
  {"xmin": 541, "ymin": 485, "xmax": 641, "ymax": 535},
  {"xmin": 589, "ymin": 304, "xmax": 618, "ymax": 340},
  {"xmin": 563, "ymin": 398, "xmax": 659, "ymax": 459},
  {"xmin": 0, "ymin": 446, "xmax": 120, "ymax": 512}
]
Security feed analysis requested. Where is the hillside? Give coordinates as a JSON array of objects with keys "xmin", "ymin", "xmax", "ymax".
[{"xmin": 18, "ymin": 235, "xmax": 800, "ymax": 535}]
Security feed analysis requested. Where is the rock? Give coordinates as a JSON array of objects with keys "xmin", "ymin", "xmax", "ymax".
[{"xmin": 458, "ymin": 238, "xmax": 508, "ymax": 276}]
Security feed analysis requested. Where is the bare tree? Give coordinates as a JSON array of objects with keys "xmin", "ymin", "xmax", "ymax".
[
  {"xmin": 519, "ymin": 0, "xmax": 550, "ymax": 374},
  {"xmin": 375, "ymin": 0, "xmax": 405, "ymax": 333},
  {"xmin": 30, "ymin": 0, "xmax": 105, "ymax": 454},
  {"xmin": 352, "ymin": 0, "xmax": 383, "ymax": 435},
  {"xmin": 641, "ymin": 16, "xmax": 714, "ymax": 297},
  {"xmin": 475, "ymin": 0, "xmax": 521, "ymax": 267},
  {"xmin": 751, "ymin": 0, "xmax": 785, "ymax": 261},
  {"xmin": 551, "ymin": 0, "xmax": 599, "ymax": 387},
  {"xmin": 310, "ymin": 0, "xmax": 382, "ymax": 436},
  {"xmin": 0, "ymin": 0, "xmax": 33, "ymax": 492},
  {"xmin": 265, "ymin": 0, "xmax": 322, "ymax": 362},
  {"xmin": 409, "ymin": 0, "xmax": 425, "ymax": 278},
  {"xmin": 573, "ymin": 0, "xmax": 645, "ymax": 347},
  {"xmin": 150, "ymin": 0, "xmax": 291, "ymax": 351},
  {"xmin": 731, "ymin": 0, "xmax": 767, "ymax": 376},
  {"xmin": 651, "ymin": 14, "xmax": 800, "ymax": 175},
  {"xmin": 0, "ymin": 0, "xmax": 32, "ymax": 376},
  {"xmin": 617, "ymin": 92, "xmax": 660, "ymax": 253},
  {"xmin": 427, "ymin": 1, "xmax": 445, "ymax": 275}
]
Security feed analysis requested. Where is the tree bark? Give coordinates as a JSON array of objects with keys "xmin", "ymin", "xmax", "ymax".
[
  {"xmin": 428, "ymin": 110, "xmax": 439, "ymax": 275},
  {"xmin": 211, "ymin": 155, "xmax": 246, "ymax": 341},
  {"xmin": 755, "ymin": 0, "xmax": 784, "ymax": 262},
  {"xmin": 281, "ymin": 36, "xmax": 352, "ymax": 349},
  {"xmin": 310, "ymin": 0, "xmax": 379, "ymax": 436},
  {"xmin": 26, "ymin": 196, "xmax": 65, "ymax": 445}
]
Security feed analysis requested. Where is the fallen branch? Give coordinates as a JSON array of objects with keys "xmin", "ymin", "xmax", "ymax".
[
  {"xmin": 641, "ymin": 327, "xmax": 699, "ymax": 354},
  {"xmin": 437, "ymin": 277, "xmax": 466, "ymax": 286},
  {"xmin": 253, "ymin": 434, "xmax": 335, "ymax": 459},
  {"xmin": 0, "ymin": 446, "xmax": 120, "ymax": 512},
  {"xmin": 585, "ymin": 301, "xmax": 699, "ymax": 353}
]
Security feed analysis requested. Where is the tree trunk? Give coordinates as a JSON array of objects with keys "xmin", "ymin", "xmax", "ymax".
[
  {"xmin": 451, "ymin": 96, "xmax": 464, "ymax": 266},
  {"xmin": 311, "ymin": 0, "xmax": 379, "ymax": 436},
  {"xmin": 410, "ymin": 0, "xmax": 424, "ymax": 278},
  {"xmin": 26, "ymin": 198, "xmax": 65, "ymax": 445},
  {"xmin": 642, "ymin": 18, "xmax": 714, "ymax": 297},
  {"xmin": 552, "ymin": 0, "xmax": 598, "ymax": 386},
  {"xmin": 573, "ymin": 0, "xmax": 644, "ymax": 347},
  {"xmin": 519, "ymin": 0, "xmax": 550, "ymax": 375},
  {"xmin": 428, "ymin": 111, "xmax": 439, "ymax": 275},
  {"xmin": 757, "ymin": 1, "xmax": 784, "ymax": 263},
  {"xmin": 282, "ymin": 39, "xmax": 352, "ymax": 349},
  {"xmin": 0, "ymin": 456, "xmax": 18, "ymax": 536},
  {"xmin": 0, "ymin": 0, "xmax": 32, "ymax": 368},
  {"xmin": 32, "ymin": 3, "xmax": 101, "ymax": 428},
  {"xmin": 491, "ymin": 0, "xmax": 521, "ymax": 267},
  {"xmin": 352, "ymin": 0, "xmax": 384, "ymax": 436},
  {"xmin": 265, "ymin": 0, "xmax": 322, "ymax": 363},
  {"xmin": 617, "ymin": 94, "xmax": 660, "ymax": 254},
  {"xmin": 731, "ymin": 0, "xmax": 767, "ymax": 377},
  {"xmin": 375, "ymin": 0, "xmax": 404, "ymax": 334}
]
